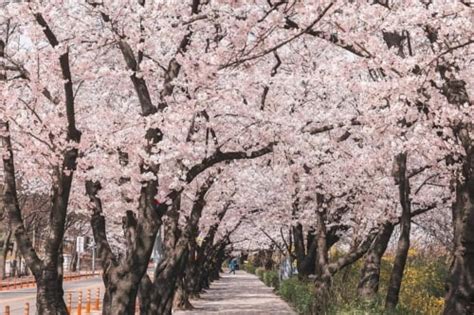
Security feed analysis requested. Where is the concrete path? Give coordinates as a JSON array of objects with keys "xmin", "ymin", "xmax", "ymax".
[{"xmin": 174, "ymin": 271, "xmax": 295, "ymax": 315}]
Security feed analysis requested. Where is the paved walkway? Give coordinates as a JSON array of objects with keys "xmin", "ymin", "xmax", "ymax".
[{"xmin": 174, "ymin": 271, "xmax": 295, "ymax": 315}]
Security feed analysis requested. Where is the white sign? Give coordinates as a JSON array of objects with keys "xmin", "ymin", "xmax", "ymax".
[{"xmin": 76, "ymin": 236, "xmax": 85, "ymax": 253}]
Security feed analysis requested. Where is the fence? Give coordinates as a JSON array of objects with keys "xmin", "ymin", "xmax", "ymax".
[
  {"xmin": 2, "ymin": 288, "xmax": 142, "ymax": 315},
  {"xmin": 0, "ymin": 271, "xmax": 99, "ymax": 291}
]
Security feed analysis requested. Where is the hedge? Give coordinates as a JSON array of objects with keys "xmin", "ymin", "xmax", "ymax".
[
  {"xmin": 244, "ymin": 263, "xmax": 256, "ymax": 275},
  {"xmin": 263, "ymin": 270, "xmax": 280, "ymax": 290},
  {"xmin": 278, "ymin": 277, "xmax": 315, "ymax": 314}
]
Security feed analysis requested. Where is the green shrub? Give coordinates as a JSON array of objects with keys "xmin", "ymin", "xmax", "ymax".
[
  {"xmin": 256, "ymin": 267, "xmax": 265, "ymax": 280},
  {"xmin": 279, "ymin": 277, "xmax": 315, "ymax": 314},
  {"xmin": 263, "ymin": 270, "xmax": 280, "ymax": 290},
  {"xmin": 251, "ymin": 251, "xmax": 448, "ymax": 314},
  {"xmin": 244, "ymin": 263, "xmax": 256, "ymax": 274}
]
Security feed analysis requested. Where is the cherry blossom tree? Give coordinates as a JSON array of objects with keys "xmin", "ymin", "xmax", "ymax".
[{"xmin": 1, "ymin": 1, "xmax": 472, "ymax": 314}]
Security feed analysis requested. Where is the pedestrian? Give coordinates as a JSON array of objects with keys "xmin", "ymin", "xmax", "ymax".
[{"xmin": 229, "ymin": 258, "xmax": 237, "ymax": 275}]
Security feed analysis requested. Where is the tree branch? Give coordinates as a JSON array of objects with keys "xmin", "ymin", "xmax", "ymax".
[
  {"xmin": 302, "ymin": 118, "xmax": 361, "ymax": 135},
  {"xmin": 221, "ymin": 2, "xmax": 334, "ymax": 69},
  {"xmin": 85, "ymin": 180, "xmax": 117, "ymax": 271},
  {"xmin": 185, "ymin": 142, "xmax": 275, "ymax": 183},
  {"xmin": 284, "ymin": 17, "xmax": 372, "ymax": 58}
]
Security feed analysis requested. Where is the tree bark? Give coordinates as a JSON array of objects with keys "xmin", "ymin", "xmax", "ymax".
[
  {"xmin": 35, "ymin": 265, "xmax": 68, "ymax": 314},
  {"xmin": 293, "ymin": 224, "xmax": 316, "ymax": 278},
  {"xmin": 0, "ymin": 229, "xmax": 11, "ymax": 279},
  {"xmin": 147, "ymin": 244, "xmax": 189, "ymax": 314},
  {"xmin": 89, "ymin": 206, "xmax": 157, "ymax": 315},
  {"xmin": 69, "ymin": 239, "xmax": 78, "ymax": 272},
  {"xmin": 385, "ymin": 153, "xmax": 411, "ymax": 311},
  {"xmin": 312, "ymin": 202, "xmax": 331, "ymax": 315},
  {"xmin": 174, "ymin": 275, "xmax": 194, "ymax": 310},
  {"xmin": 138, "ymin": 274, "xmax": 153, "ymax": 314},
  {"xmin": 144, "ymin": 176, "xmax": 215, "ymax": 314},
  {"xmin": 357, "ymin": 222, "xmax": 394, "ymax": 300},
  {"xmin": 443, "ymin": 148, "xmax": 474, "ymax": 314}
]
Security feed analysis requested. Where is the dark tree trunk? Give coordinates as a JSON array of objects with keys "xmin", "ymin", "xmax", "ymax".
[
  {"xmin": 418, "ymin": 24, "xmax": 474, "ymax": 315},
  {"xmin": 88, "ymin": 208, "xmax": 158, "ymax": 315},
  {"xmin": 385, "ymin": 153, "xmax": 411, "ymax": 311},
  {"xmin": 173, "ymin": 272, "xmax": 194, "ymax": 310},
  {"xmin": 1, "ymin": 14, "xmax": 81, "ymax": 315},
  {"xmin": 185, "ymin": 256, "xmax": 201, "ymax": 297},
  {"xmin": 101, "ymin": 268, "xmax": 140, "ymax": 315},
  {"xmin": 212, "ymin": 243, "xmax": 228, "ymax": 280},
  {"xmin": 147, "ymin": 245, "xmax": 189, "ymax": 315},
  {"xmin": 264, "ymin": 249, "xmax": 275, "ymax": 270},
  {"xmin": 13, "ymin": 249, "xmax": 19, "ymax": 277},
  {"xmin": 181, "ymin": 241, "xmax": 199, "ymax": 304},
  {"xmin": 138, "ymin": 274, "xmax": 153, "ymax": 314},
  {"xmin": 0, "ymin": 230, "xmax": 11, "ymax": 279},
  {"xmin": 293, "ymin": 224, "xmax": 316, "ymax": 278},
  {"xmin": 358, "ymin": 222, "xmax": 394, "ymax": 300},
  {"xmin": 138, "ymin": 176, "xmax": 215, "ymax": 315},
  {"xmin": 69, "ymin": 239, "xmax": 78, "ymax": 272},
  {"xmin": 443, "ymin": 150, "xmax": 474, "ymax": 315},
  {"xmin": 312, "ymin": 203, "xmax": 331, "ymax": 315},
  {"xmin": 36, "ymin": 267, "xmax": 68, "ymax": 315}
]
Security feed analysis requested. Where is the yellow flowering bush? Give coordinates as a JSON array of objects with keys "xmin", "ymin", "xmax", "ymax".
[
  {"xmin": 327, "ymin": 249, "xmax": 449, "ymax": 315},
  {"xmin": 398, "ymin": 260, "xmax": 447, "ymax": 314},
  {"xmin": 379, "ymin": 252, "xmax": 448, "ymax": 315}
]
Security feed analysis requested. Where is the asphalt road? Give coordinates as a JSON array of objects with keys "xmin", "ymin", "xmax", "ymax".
[{"xmin": 0, "ymin": 277, "xmax": 104, "ymax": 315}]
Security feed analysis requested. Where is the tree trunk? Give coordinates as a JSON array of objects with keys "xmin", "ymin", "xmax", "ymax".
[
  {"xmin": 385, "ymin": 153, "xmax": 411, "ymax": 311},
  {"xmin": 101, "ymin": 269, "xmax": 139, "ymax": 315},
  {"xmin": 293, "ymin": 224, "xmax": 316, "ymax": 279},
  {"xmin": 190, "ymin": 203, "xmax": 231, "ymax": 294},
  {"xmin": 443, "ymin": 153, "xmax": 474, "ymax": 315},
  {"xmin": 89, "ymin": 209, "xmax": 156, "ymax": 315},
  {"xmin": 11, "ymin": 257, "xmax": 17, "ymax": 278},
  {"xmin": 312, "ymin": 204, "xmax": 331, "ymax": 315},
  {"xmin": 142, "ymin": 175, "xmax": 215, "ymax": 314},
  {"xmin": 147, "ymin": 245, "xmax": 188, "ymax": 315},
  {"xmin": 69, "ymin": 239, "xmax": 78, "ymax": 272},
  {"xmin": 185, "ymin": 259, "xmax": 201, "ymax": 297},
  {"xmin": 35, "ymin": 266, "xmax": 68, "ymax": 314},
  {"xmin": 138, "ymin": 274, "xmax": 153, "ymax": 314},
  {"xmin": 173, "ymin": 276, "xmax": 194, "ymax": 310},
  {"xmin": 358, "ymin": 222, "xmax": 394, "ymax": 300},
  {"xmin": 0, "ymin": 230, "xmax": 11, "ymax": 279}
]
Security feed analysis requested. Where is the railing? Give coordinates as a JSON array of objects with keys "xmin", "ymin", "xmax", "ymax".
[
  {"xmin": 0, "ymin": 271, "xmax": 100, "ymax": 291},
  {"xmin": 2, "ymin": 288, "xmax": 141, "ymax": 315}
]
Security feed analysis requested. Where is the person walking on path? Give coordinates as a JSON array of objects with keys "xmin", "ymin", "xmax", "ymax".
[{"xmin": 229, "ymin": 258, "xmax": 237, "ymax": 274}]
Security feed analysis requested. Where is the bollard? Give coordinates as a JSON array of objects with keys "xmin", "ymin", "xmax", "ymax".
[
  {"xmin": 24, "ymin": 302, "xmax": 30, "ymax": 315},
  {"xmin": 77, "ymin": 290, "xmax": 82, "ymax": 315},
  {"xmin": 5, "ymin": 305, "xmax": 10, "ymax": 315},
  {"xmin": 67, "ymin": 292, "xmax": 72, "ymax": 313},
  {"xmin": 95, "ymin": 288, "xmax": 100, "ymax": 310},
  {"xmin": 86, "ymin": 289, "xmax": 91, "ymax": 314}
]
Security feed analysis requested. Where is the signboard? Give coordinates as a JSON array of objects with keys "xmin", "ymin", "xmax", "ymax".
[{"xmin": 76, "ymin": 236, "xmax": 85, "ymax": 253}]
